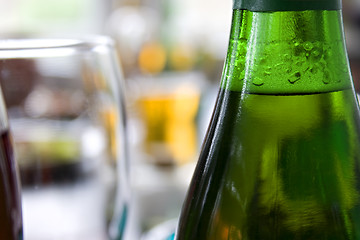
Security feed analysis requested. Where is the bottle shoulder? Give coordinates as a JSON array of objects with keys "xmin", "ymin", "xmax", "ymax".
[{"xmin": 176, "ymin": 88, "xmax": 360, "ymax": 239}]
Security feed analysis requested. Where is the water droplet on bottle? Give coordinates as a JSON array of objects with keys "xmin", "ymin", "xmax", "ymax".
[
  {"xmin": 286, "ymin": 67, "xmax": 293, "ymax": 74},
  {"xmin": 275, "ymin": 62, "xmax": 285, "ymax": 71},
  {"xmin": 259, "ymin": 58, "xmax": 267, "ymax": 65},
  {"xmin": 322, "ymin": 70, "xmax": 331, "ymax": 84},
  {"xmin": 325, "ymin": 49, "xmax": 333, "ymax": 59},
  {"xmin": 310, "ymin": 66, "xmax": 318, "ymax": 74},
  {"xmin": 288, "ymin": 71, "xmax": 301, "ymax": 84},
  {"xmin": 294, "ymin": 42, "xmax": 304, "ymax": 56},
  {"xmin": 294, "ymin": 60, "xmax": 307, "ymax": 73},
  {"xmin": 304, "ymin": 41, "xmax": 314, "ymax": 51},
  {"xmin": 312, "ymin": 49, "xmax": 320, "ymax": 57},
  {"xmin": 240, "ymin": 70, "xmax": 245, "ymax": 80},
  {"xmin": 283, "ymin": 53, "xmax": 292, "ymax": 62},
  {"xmin": 310, "ymin": 47, "xmax": 322, "ymax": 62},
  {"xmin": 239, "ymin": 43, "xmax": 247, "ymax": 55},
  {"xmin": 264, "ymin": 67, "xmax": 272, "ymax": 76},
  {"xmin": 340, "ymin": 58, "xmax": 349, "ymax": 73},
  {"xmin": 234, "ymin": 61, "xmax": 244, "ymax": 70},
  {"xmin": 322, "ymin": 78, "xmax": 330, "ymax": 84},
  {"xmin": 252, "ymin": 77, "xmax": 264, "ymax": 86}
]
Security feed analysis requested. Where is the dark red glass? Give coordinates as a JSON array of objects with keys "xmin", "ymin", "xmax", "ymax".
[{"xmin": 0, "ymin": 130, "xmax": 23, "ymax": 240}]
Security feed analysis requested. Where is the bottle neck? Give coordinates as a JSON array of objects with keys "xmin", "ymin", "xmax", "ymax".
[{"xmin": 221, "ymin": 9, "xmax": 353, "ymax": 95}]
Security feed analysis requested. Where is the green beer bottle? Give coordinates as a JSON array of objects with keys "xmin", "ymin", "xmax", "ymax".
[{"xmin": 175, "ymin": 0, "xmax": 360, "ymax": 239}]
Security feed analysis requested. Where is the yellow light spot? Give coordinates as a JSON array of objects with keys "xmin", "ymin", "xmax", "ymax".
[{"xmin": 138, "ymin": 42, "xmax": 166, "ymax": 74}]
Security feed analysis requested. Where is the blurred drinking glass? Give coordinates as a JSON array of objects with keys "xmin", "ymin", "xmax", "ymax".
[
  {"xmin": 0, "ymin": 37, "xmax": 129, "ymax": 240},
  {"xmin": 134, "ymin": 72, "xmax": 204, "ymax": 167}
]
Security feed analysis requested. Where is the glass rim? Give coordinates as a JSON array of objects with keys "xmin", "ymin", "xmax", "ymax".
[
  {"xmin": 0, "ymin": 35, "xmax": 114, "ymax": 50},
  {"xmin": 0, "ymin": 35, "xmax": 115, "ymax": 59}
]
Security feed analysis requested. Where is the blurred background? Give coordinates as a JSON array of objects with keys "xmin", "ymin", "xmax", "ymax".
[{"xmin": 0, "ymin": 0, "xmax": 359, "ymax": 239}]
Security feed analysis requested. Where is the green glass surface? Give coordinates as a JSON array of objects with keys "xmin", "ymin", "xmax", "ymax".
[
  {"xmin": 221, "ymin": 10, "xmax": 351, "ymax": 94},
  {"xmin": 176, "ymin": 9, "xmax": 360, "ymax": 240}
]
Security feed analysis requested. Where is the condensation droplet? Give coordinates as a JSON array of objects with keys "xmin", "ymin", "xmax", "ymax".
[
  {"xmin": 283, "ymin": 53, "xmax": 291, "ymax": 61},
  {"xmin": 286, "ymin": 67, "xmax": 292, "ymax": 74},
  {"xmin": 274, "ymin": 63, "xmax": 285, "ymax": 71},
  {"xmin": 304, "ymin": 41, "xmax": 314, "ymax": 51},
  {"xmin": 259, "ymin": 58, "xmax": 267, "ymax": 65},
  {"xmin": 234, "ymin": 61, "xmax": 245, "ymax": 69},
  {"xmin": 312, "ymin": 49, "xmax": 320, "ymax": 57},
  {"xmin": 264, "ymin": 67, "xmax": 272, "ymax": 76},
  {"xmin": 325, "ymin": 49, "xmax": 333, "ymax": 59},
  {"xmin": 294, "ymin": 42, "xmax": 304, "ymax": 56},
  {"xmin": 240, "ymin": 71, "xmax": 245, "ymax": 80},
  {"xmin": 252, "ymin": 77, "xmax": 264, "ymax": 86},
  {"xmin": 310, "ymin": 47, "xmax": 322, "ymax": 62},
  {"xmin": 239, "ymin": 42, "xmax": 247, "ymax": 55},
  {"xmin": 322, "ymin": 78, "xmax": 330, "ymax": 84},
  {"xmin": 341, "ymin": 59, "xmax": 348, "ymax": 73},
  {"xmin": 288, "ymin": 71, "xmax": 301, "ymax": 84},
  {"xmin": 323, "ymin": 71, "xmax": 331, "ymax": 84},
  {"xmin": 310, "ymin": 66, "xmax": 318, "ymax": 74},
  {"xmin": 295, "ymin": 60, "xmax": 303, "ymax": 67}
]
